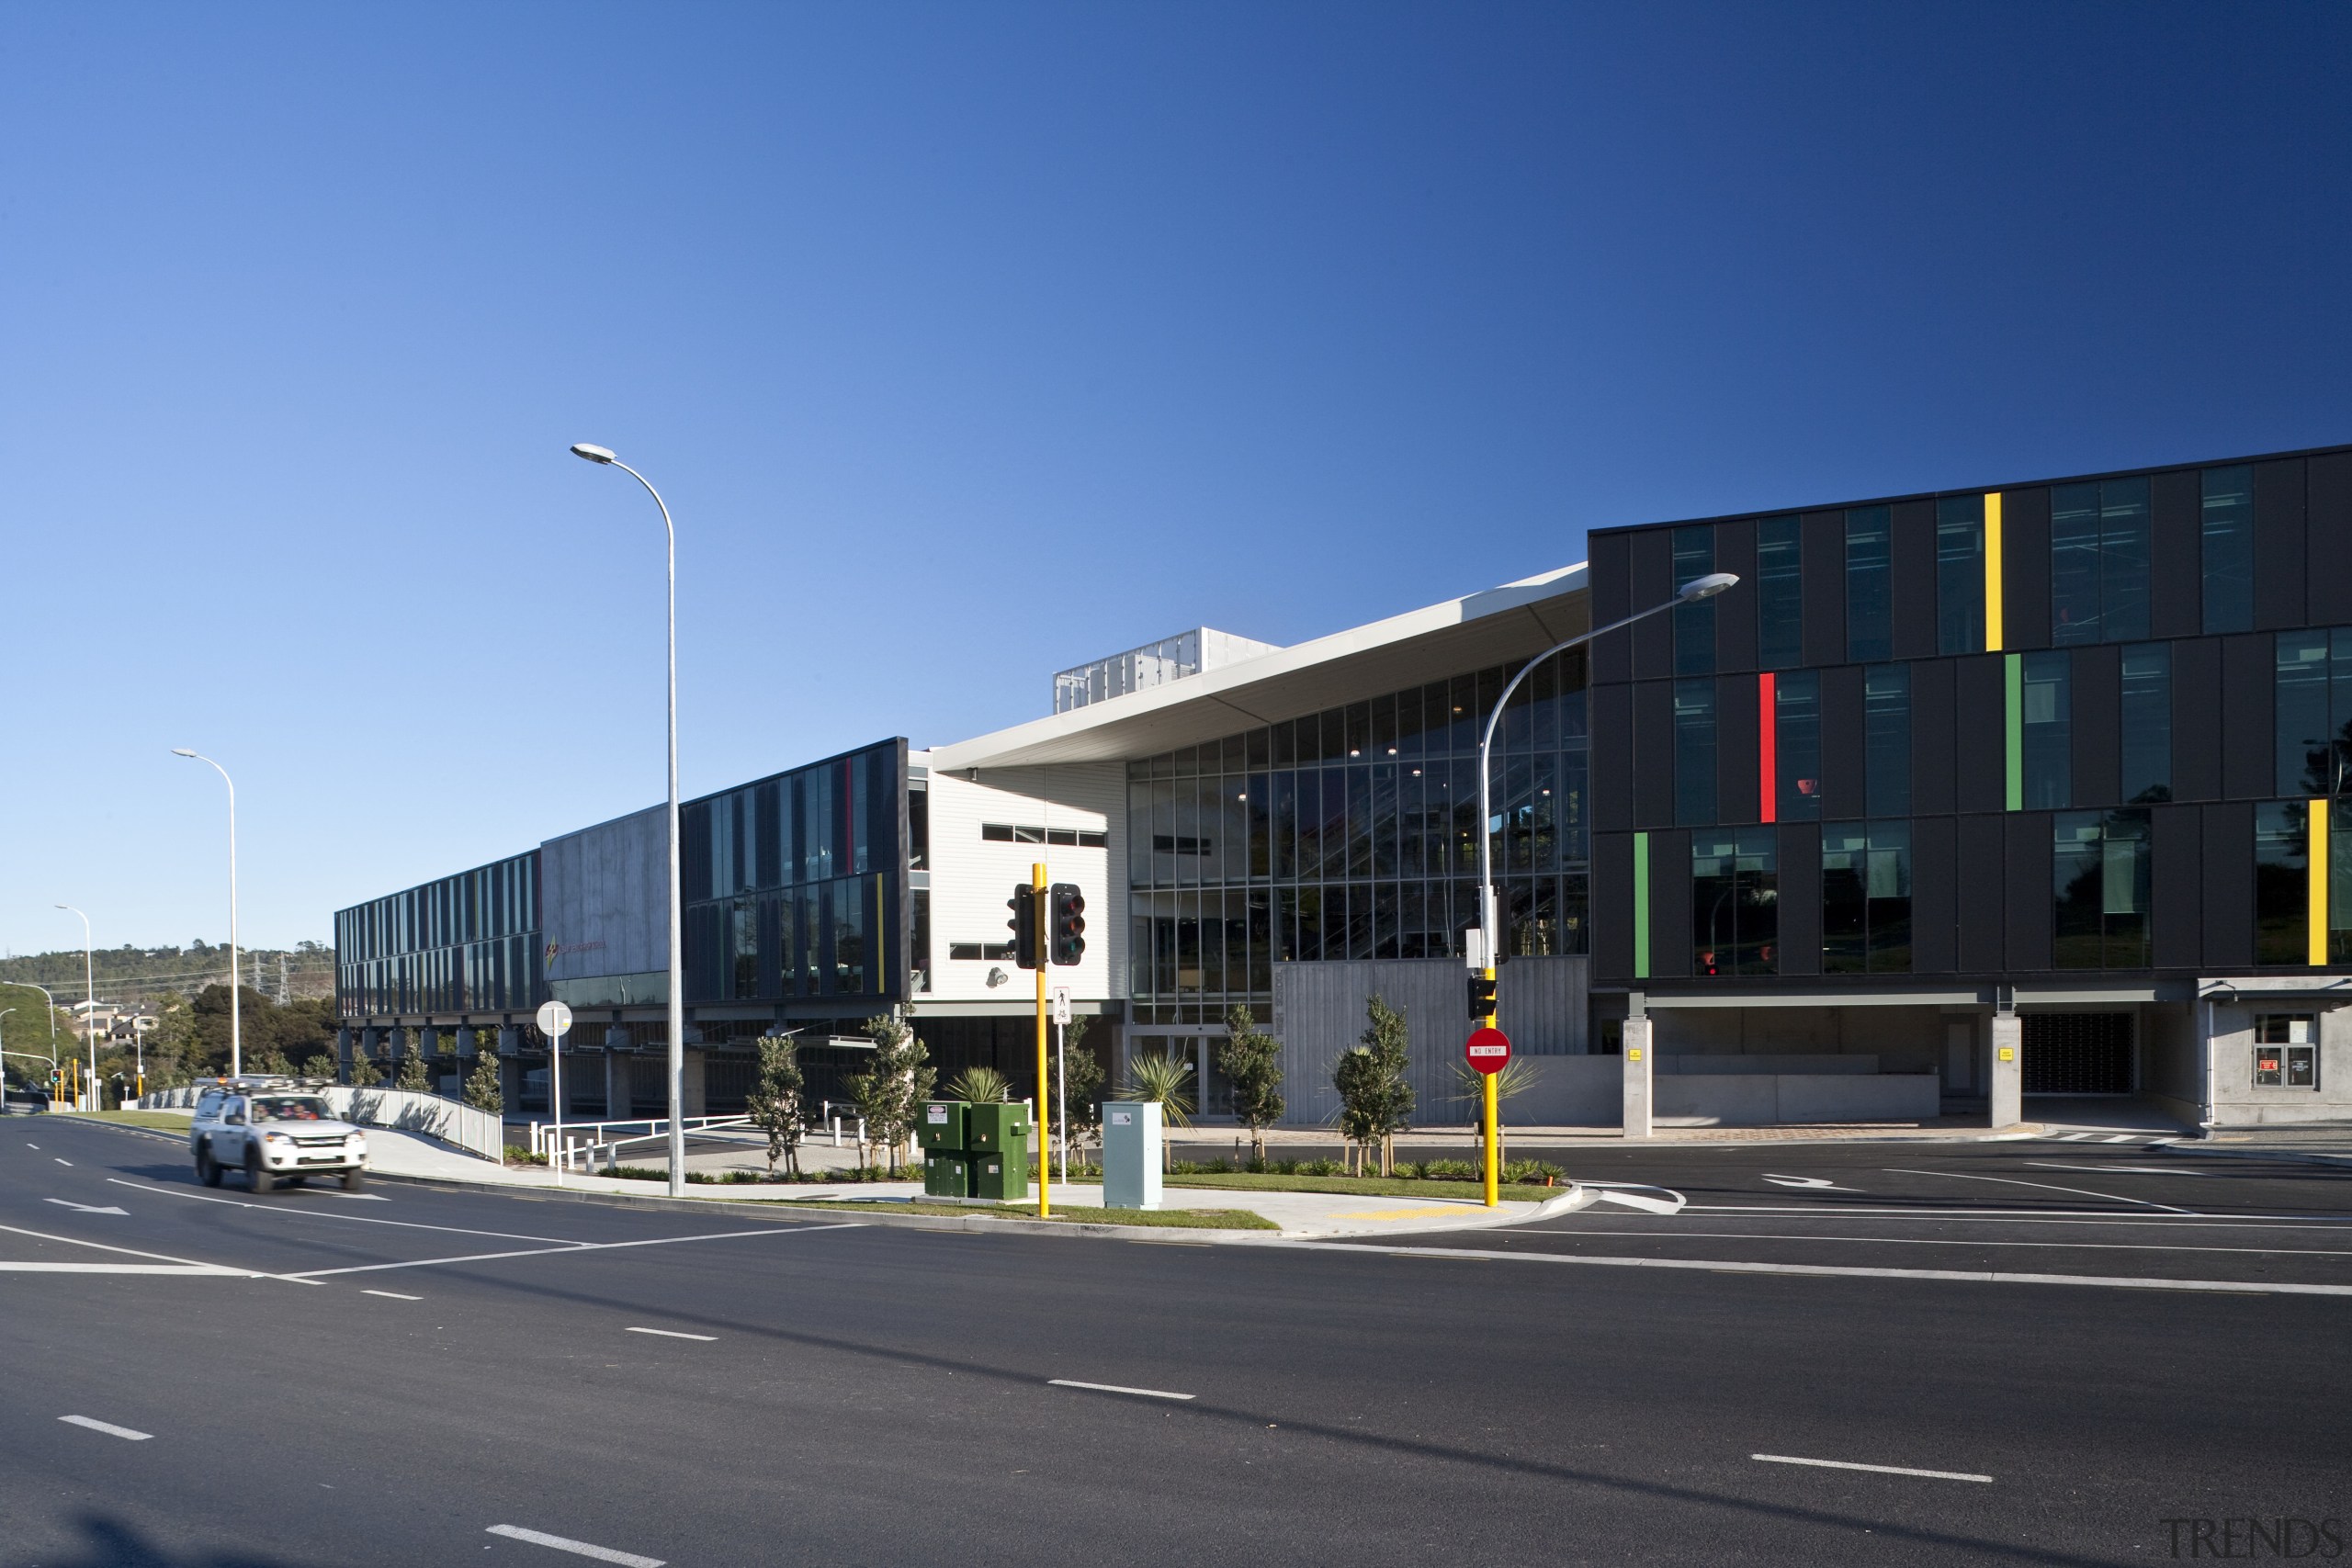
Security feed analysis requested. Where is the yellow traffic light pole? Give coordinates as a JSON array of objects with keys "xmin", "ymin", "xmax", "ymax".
[
  {"xmin": 1478, "ymin": 966, "xmax": 1499, "ymax": 1207},
  {"xmin": 1034, "ymin": 861, "xmax": 1051, "ymax": 1219}
]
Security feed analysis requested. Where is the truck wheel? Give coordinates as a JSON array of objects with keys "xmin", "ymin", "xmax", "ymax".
[
  {"xmin": 197, "ymin": 1145, "xmax": 222, "ymax": 1188},
  {"xmin": 246, "ymin": 1148, "xmax": 275, "ymax": 1194},
  {"xmin": 341, "ymin": 1170, "xmax": 366, "ymax": 1192}
]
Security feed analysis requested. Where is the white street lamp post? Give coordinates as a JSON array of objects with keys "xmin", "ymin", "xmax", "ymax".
[
  {"xmin": 1469, "ymin": 570, "xmax": 1738, "ymax": 1203},
  {"xmin": 55, "ymin": 905, "xmax": 96, "ymax": 1110},
  {"xmin": 171, "ymin": 750, "xmax": 242, "ymax": 1077},
  {"xmin": 571, "ymin": 443, "xmax": 688, "ymax": 1198}
]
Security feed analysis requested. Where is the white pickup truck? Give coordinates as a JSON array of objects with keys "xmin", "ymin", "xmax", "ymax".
[{"xmin": 189, "ymin": 1077, "xmax": 368, "ymax": 1193}]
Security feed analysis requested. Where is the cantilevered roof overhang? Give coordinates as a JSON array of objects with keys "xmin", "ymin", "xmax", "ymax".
[{"xmin": 930, "ymin": 563, "xmax": 1589, "ymax": 770}]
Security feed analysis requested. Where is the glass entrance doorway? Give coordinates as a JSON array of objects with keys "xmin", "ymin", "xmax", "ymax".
[{"xmin": 1125, "ymin": 1032, "xmax": 1234, "ymax": 1120}]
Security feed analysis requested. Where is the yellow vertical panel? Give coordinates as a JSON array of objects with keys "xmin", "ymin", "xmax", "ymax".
[
  {"xmin": 2310, "ymin": 799, "xmax": 2330, "ymax": 967},
  {"xmin": 1984, "ymin": 491, "xmax": 2005, "ymax": 650}
]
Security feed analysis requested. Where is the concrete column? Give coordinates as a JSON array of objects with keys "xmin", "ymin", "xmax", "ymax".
[
  {"xmin": 605, "ymin": 1050, "xmax": 632, "ymax": 1121},
  {"xmin": 681, "ymin": 1049, "xmax": 707, "ymax": 1118},
  {"xmin": 1622, "ymin": 1016, "xmax": 1655, "ymax": 1138},
  {"xmin": 499, "ymin": 1055, "xmax": 522, "ymax": 1111},
  {"xmin": 496, "ymin": 1025, "xmax": 522, "ymax": 1057},
  {"xmin": 455, "ymin": 1025, "xmax": 478, "ymax": 1058},
  {"xmin": 335, "ymin": 1028, "xmax": 354, "ymax": 1084},
  {"xmin": 1989, "ymin": 1012, "xmax": 2023, "ymax": 1128}
]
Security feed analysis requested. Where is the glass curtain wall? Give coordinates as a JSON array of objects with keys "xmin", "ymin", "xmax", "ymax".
[
  {"xmin": 1125, "ymin": 656, "xmax": 1589, "ymax": 1026},
  {"xmin": 336, "ymin": 852, "xmax": 542, "ymax": 1019},
  {"xmin": 680, "ymin": 740, "xmax": 904, "ymax": 1005}
]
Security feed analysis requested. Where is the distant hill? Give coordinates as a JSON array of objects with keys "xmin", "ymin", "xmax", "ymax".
[{"xmin": 0, "ymin": 942, "xmax": 335, "ymax": 1006}]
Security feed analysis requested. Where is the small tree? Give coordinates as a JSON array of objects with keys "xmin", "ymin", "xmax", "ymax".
[
  {"xmin": 1334, "ymin": 995, "xmax": 1414, "ymax": 1176},
  {"xmin": 1050, "ymin": 1015, "xmax": 1105, "ymax": 1168},
  {"xmin": 846, "ymin": 1010, "xmax": 933, "ymax": 1172},
  {"xmin": 395, "ymin": 1052, "xmax": 431, "ymax": 1093},
  {"xmin": 464, "ymin": 1044, "xmax": 503, "ymax": 1115},
  {"xmin": 1117, "ymin": 1049, "xmax": 1194, "ymax": 1172},
  {"xmin": 300, "ymin": 1053, "xmax": 337, "ymax": 1080},
  {"xmin": 1217, "ymin": 1005, "xmax": 1284, "ymax": 1164},
  {"xmin": 252, "ymin": 1045, "xmax": 294, "ymax": 1077},
  {"xmin": 746, "ymin": 1034, "xmax": 807, "ymax": 1177}
]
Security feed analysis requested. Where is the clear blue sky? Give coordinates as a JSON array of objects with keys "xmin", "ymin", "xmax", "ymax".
[{"xmin": 4, "ymin": 1, "xmax": 2347, "ymax": 956}]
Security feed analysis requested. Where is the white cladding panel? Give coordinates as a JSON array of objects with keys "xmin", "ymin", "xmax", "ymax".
[{"xmin": 922, "ymin": 762, "xmax": 1126, "ymax": 1007}]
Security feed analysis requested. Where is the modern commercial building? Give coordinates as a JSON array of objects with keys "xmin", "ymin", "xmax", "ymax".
[{"xmin": 335, "ymin": 441, "xmax": 2352, "ymax": 1133}]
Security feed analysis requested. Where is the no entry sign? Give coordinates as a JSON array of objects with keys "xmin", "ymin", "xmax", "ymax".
[{"xmin": 1464, "ymin": 1026, "xmax": 1511, "ymax": 1074}]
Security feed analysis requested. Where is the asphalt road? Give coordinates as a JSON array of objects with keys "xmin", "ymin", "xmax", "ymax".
[{"xmin": 6, "ymin": 1116, "xmax": 2347, "ymax": 1567}]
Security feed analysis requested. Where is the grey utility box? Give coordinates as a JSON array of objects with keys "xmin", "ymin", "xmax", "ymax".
[{"xmin": 1101, "ymin": 1100, "xmax": 1163, "ymax": 1212}]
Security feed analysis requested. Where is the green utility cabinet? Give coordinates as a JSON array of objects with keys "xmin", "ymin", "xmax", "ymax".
[
  {"xmin": 964, "ymin": 1103, "xmax": 1030, "ymax": 1154},
  {"xmin": 922, "ymin": 1151, "xmax": 972, "ymax": 1198},
  {"xmin": 918, "ymin": 1100, "xmax": 1031, "ymax": 1201},
  {"xmin": 918, "ymin": 1100, "xmax": 967, "ymax": 1153}
]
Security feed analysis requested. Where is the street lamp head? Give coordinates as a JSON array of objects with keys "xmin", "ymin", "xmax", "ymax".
[
  {"xmin": 171, "ymin": 748, "xmax": 198, "ymax": 758},
  {"xmin": 570, "ymin": 443, "xmax": 617, "ymax": 465},
  {"xmin": 1678, "ymin": 572, "xmax": 1740, "ymax": 603},
  {"xmin": 53, "ymin": 904, "xmax": 67, "ymax": 912}
]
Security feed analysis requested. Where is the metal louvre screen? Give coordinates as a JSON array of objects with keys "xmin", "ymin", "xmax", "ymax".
[{"xmin": 2022, "ymin": 1011, "xmax": 2133, "ymax": 1094}]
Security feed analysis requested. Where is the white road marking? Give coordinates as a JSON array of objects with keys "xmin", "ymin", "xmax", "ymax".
[
  {"xmin": 1763, "ymin": 1176, "xmax": 1857, "ymax": 1191},
  {"xmin": 0, "ymin": 1262, "xmax": 244, "ymax": 1274},
  {"xmin": 109, "ymin": 1179, "xmax": 581, "ymax": 1244},
  {"xmin": 1283, "ymin": 1238, "xmax": 2352, "ymax": 1295},
  {"xmin": 61, "ymin": 1415, "xmax": 153, "ymax": 1442},
  {"xmin": 1048, "ymin": 1379, "xmax": 1195, "ymax": 1401},
  {"xmin": 53, "ymin": 1158, "xmax": 71, "ymax": 1166},
  {"xmin": 1883, "ymin": 1168, "xmax": 2198, "ymax": 1214},
  {"xmin": 484, "ymin": 1525, "xmax": 663, "ymax": 1566},
  {"xmin": 625, "ymin": 1326, "xmax": 716, "ymax": 1341},
  {"xmin": 26, "ymin": 1143, "xmax": 37, "ymax": 1148},
  {"xmin": 1753, "ymin": 1452, "xmax": 1990, "ymax": 1483},
  {"xmin": 363, "ymin": 1289, "xmax": 423, "ymax": 1301},
  {"xmin": 0, "ymin": 1220, "xmax": 255, "ymax": 1275},
  {"xmin": 2104, "ymin": 1135, "xmax": 2137, "ymax": 1144},
  {"xmin": 2027, "ymin": 1163, "xmax": 2217, "ymax": 1178},
  {"xmin": 1586, "ymin": 1185, "xmax": 1687, "ymax": 1214},
  {"xmin": 283, "ymin": 1222, "xmax": 865, "ymax": 1280},
  {"xmin": 1518, "ymin": 1227, "xmax": 2352, "ymax": 1258},
  {"xmin": 2061, "ymin": 1133, "xmax": 2095, "ymax": 1141},
  {"xmin": 1689, "ymin": 1207, "xmax": 2352, "ymax": 1228},
  {"xmin": 44, "ymin": 1199, "xmax": 128, "ymax": 1215}
]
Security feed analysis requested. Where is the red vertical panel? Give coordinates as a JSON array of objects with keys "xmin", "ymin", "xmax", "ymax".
[{"xmin": 1758, "ymin": 671, "xmax": 1778, "ymax": 823}]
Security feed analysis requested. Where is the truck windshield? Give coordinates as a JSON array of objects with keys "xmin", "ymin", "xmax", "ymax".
[{"xmin": 252, "ymin": 1097, "xmax": 333, "ymax": 1122}]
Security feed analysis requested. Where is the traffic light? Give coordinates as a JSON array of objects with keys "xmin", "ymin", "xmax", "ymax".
[
  {"xmin": 1006, "ymin": 884, "xmax": 1040, "ymax": 970},
  {"xmin": 1466, "ymin": 974, "xmax": 1498, "ymax": 1021},
  {"xmin": 1048, "ymin": 883, "xmax": 1086, "ymax": 966}
]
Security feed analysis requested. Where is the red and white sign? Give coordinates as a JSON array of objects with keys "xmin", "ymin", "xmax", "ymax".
[{"xmin": 1464, "ymin": 1026, "xmax": 1511, "ymax": 1075}]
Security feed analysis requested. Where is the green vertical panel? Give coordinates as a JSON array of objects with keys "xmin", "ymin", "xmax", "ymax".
[
  {"xmin": 2004, "ymin": 654, "xmax": 2024, "ymax": 812},
  {"xmin": 1633, "ymin": 831, "xmax": 1651, "ymax": 978}
]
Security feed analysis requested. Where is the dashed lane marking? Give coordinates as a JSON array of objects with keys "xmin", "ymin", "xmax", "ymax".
[
  {"xmin": 625, "ymin": 1326, "xmax": 716, "ymax": 1341},
  {"xmin": 363, "ymin": 1289, "xmax": 423, "ymax": 1301},
  {"xmin": 1048, "ymin": 1379, "xmax": 1195, "ymax": 1401},
  {"xmin": 53, "ymin": 1158, "xmax": 71, "ymax": 1166},
  {"xmin": 44, "ymin": 1199, "xmax": 127, "ymax": 1215},
  {"xmin": 1753, "ymin": 1453, "xmax": 1990, "ymax": 1483},
  {"xmin": 485, "ymin": 1525, "xmax": 663, "ymax": 1566},
  {"xmin": 108, "ymin": 1179, "xmax": 583, "ymax": 1244},
  {"xmin": 61, "ymin": 1416, "xmax": 153, "ymax": 1442}
]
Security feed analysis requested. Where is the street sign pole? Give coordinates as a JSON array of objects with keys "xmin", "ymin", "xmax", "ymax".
[
  {"xmin": 1464, "ymin": 1025, "xmax": 1511, "ymax": 1207},
  {"xmin": 1033, "ymin": 863, "xmax": 1050, "ymax": 1219},
  {"xmin": 537, "ymin": 1000, "xmax": 574, "ymax": 1186},
  {"xmin": 1052, "ymin": 987, "xmax": 1071, "ymax": 1183}
]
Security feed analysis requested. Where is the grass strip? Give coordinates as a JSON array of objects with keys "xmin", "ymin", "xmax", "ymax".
[
  {"xmin": 769, "ymin": 1198, "xmax": 1278, "ymax": 1230},
  {"xmin": 60, "ymin": 1110, "xmax": 193, "ymax": 1131}
]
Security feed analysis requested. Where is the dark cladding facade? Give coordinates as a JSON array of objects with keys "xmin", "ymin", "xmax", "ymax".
[{"xmin": 1589, "ymin": 442, "xmax": 2352, "ymax": 1122}]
